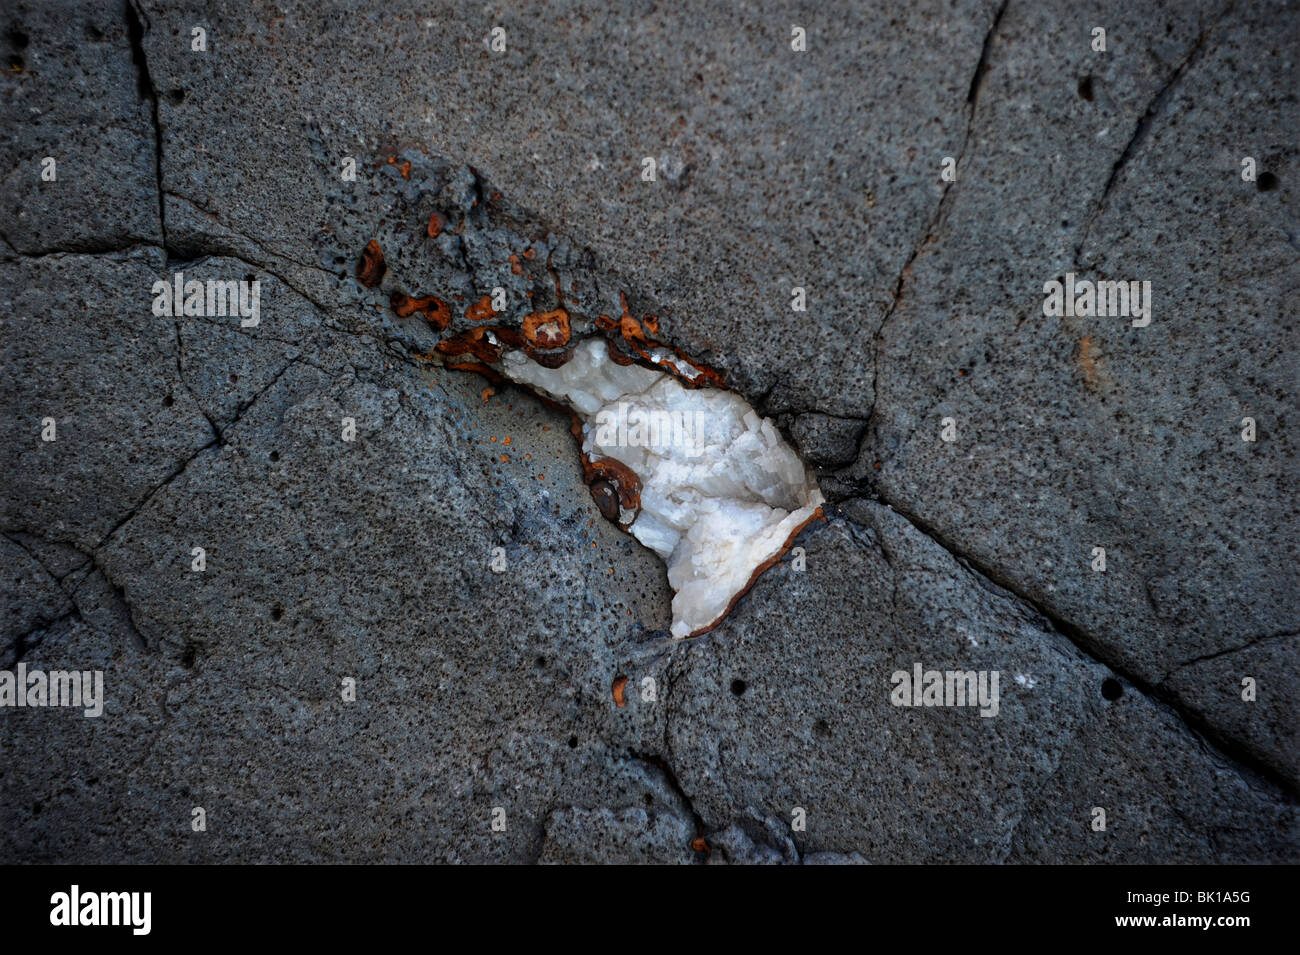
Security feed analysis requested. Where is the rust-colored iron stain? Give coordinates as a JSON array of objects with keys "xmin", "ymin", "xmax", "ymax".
[
  {"xmin": 589, "ymin": 479, "xmax": 620, "ymax": 521},
  {"xmin": 427, "ymin": 212, "xmax": 444, "ymax": 239},
  {"xmin": 646, "ymin": 340, "xmax": 725, "ymax": 388},
  {"xmin": 444, "ymin": 360, "xmax": 504, "ymax": 382},
  {"xmin": 527, "ymin": 346, "xmax": 575, "ymax": 369},
  {"xmin": 465, "ymin": 295, "xmax": 498, "ymax": 323},
  {"xmin": 437, "ymin": 325, "xmax": 526, "ymax": 364},
  {"xmin": 602, "ymin": 293, "xmax": 725, "ymax": 387},
  {"xmin": 356, "ymin": 240, "xmax": 386, "ymax": 287},
  {"xmin": 391, "ymin": 292, "xmax": 453, "ymax": 331},
  {"xmin": 522, "ymin": 308, "xmax": 571, "ymax": 349},
  {"xmin": 509, "ymin": 253, "xmax": 523, "ymax": 276},
  {"xmin": 493, "ymin": 326, "xmax": 526, "ymax": 348},
  {"xmin": 611, "ymin": 675, "xmax": 628, "ymax": 708},
  {"xmin": 520, "ymin": 407, "xmax": 643, "ymax": 522},
  {"xmin": 586, "ymin": 458, "xmax": 641, "ymax": 513},
  {"xmin": 618, "ymin": 293, "xmax": 644, "ymax": 342},
  {"xmin": 1077, "ymin": 336, "xmax": 1106, "ymax": 392},
  {"xmin": 605, "ymin": 337, "xmax": 637, "ymax": 365},
  {"xmin": 522, "ymin": 247, "xmax": 537, "ymax": 260},
  {"xmin": 436, "ymin": 327, "xmax": 502, "ymax": 363}
]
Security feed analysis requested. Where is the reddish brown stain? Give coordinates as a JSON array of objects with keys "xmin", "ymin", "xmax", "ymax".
[
  {"xmin": 509, "ymin": 253, "xmax": 523, "ymax": 276},
  {"xmin": 588, "ymin": 457, "xmax": 641, "ymax": 513},
  {"xmin": 611, "ymin": 676, "xmax": 628, "ymax": 708},
  {"xmin": 527, "ymin": 346, "xmax": 575, "ymax": 369},
  {"xmin": 436, "ymin": 326, "xmax": 523, "ymax": 364},
  {"xmin": 444, "ymin": 360, "xmax": 503, "ymax": 382},
  {"xmin": 436, "ymin": 327, "xmax": 501, "ymax": 363},
  {"xmin": 355, "ymin": 240, "xmax": 386, "ymax": 288},
  {"xmin": 605, "ymin": 338, "xmax": 636, "ymax": 365},
  {"xmin": 1077, "ymin": 336, "xmax": 1105, "ymax": 392},
  {"xmin": 522, "ymin": 308, "xmax": 571, "ymax": 349},
  {"xmin": 465, "ymin": 295, "xmax": 498, "ymax": 323},
  {"xmin": 602, "ymin": 292, "xmax": 724, "ymax": 386},
  {"xmin": 391, "ymin": 292, "xmax": 452, "ymax": 331},
  {"xmin": 590, "ymin": 479, "xmax": 620, "ymax": 521},
  {"xmin": 427, "ymin": 212, "xmax": 444, "ymax": 239}
]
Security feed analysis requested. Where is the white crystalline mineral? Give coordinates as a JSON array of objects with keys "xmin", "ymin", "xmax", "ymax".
[{"xmin": 499, "ymin": 339, "xmax": 824, "ymax": 638}]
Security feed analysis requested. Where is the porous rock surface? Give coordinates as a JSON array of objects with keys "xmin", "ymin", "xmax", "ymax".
[{"xmin": 0, "ymin": 0, "xmax": 1295, "ymax": 862}]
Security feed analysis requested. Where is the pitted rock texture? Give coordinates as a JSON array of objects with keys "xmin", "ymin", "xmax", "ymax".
[{"xmin": 0, "ymin": 0, "xmax": 1295, "ymax": 863}]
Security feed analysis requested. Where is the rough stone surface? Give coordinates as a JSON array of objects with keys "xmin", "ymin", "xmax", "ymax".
[{"xmin": 0, "ymin": 0, "xmax": 1295, "ymax": 863}]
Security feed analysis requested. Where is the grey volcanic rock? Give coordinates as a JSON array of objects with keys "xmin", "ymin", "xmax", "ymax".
[
  {"xmin": 658, "ymin": 501, "xmax": 1296, "ymax": 863},
  {"xmin": 845, "ymin": 0, "xmax": 1300, "ymax": 786},
  {"xmin": 0, "ymin": 1, "xmax": 161, "ymax": 253},
  {"xmin": 537, "ymin": 807, "xmax": 696, "ymax": 865},
  {"xmin": 0, "ymin": 0, "xmax": 1295, "ymax": 863}
]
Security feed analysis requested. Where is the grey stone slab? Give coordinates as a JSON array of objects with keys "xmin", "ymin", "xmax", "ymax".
[
  {"xmin": 0, "ymin": 0, "xmax": 1294, "ymax": 864},
  {"xmin": 0, "ymin": 0, "xmax": 160, "ymax": 252},
  {"xmin": 847, "ymin": 0, "xmax": 1299, "ymax": 785}
]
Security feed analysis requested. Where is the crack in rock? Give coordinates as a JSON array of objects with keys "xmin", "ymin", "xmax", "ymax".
[{"xmin": 842, "ymin": 496, "xmax": 1299, "ymax": 800}]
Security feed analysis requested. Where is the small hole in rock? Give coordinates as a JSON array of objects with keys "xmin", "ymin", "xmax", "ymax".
[
  {"xmin": 567, "ymin": 735, "xmax": 578, "ymax": 748},
  {"xmin": 1101, "ymin": 677, "xmax": 1123, "ymax": 701},
  {"xmin": 270, "ymin": 605, "xmax": 284, "ymax": 622},
  {"xmin": 162, "ymin": 394, "xmax": 174, "ymax": 407},
  {"xmin": 269, "ymin": 450, "xmax": 280, "ymax": 462},
  {"xmin": 730, "ymin": 678, "xmax": 747, "ymax": 697},
  {"xmin": 535, "ymin": 655, "xmax": 547, "ymax": 668},
  {"xmin": 1077, "ymin": 76, "xmax": 1094, "ymax": 101},
  {"xmin": 1256, "ymin": 171, "xmax": 1278, "ymax": 192}
]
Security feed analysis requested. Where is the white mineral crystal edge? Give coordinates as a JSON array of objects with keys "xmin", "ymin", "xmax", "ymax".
[{"xmin": 499, "ymin": 340, "xmax": 823, "ymax": 638}]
